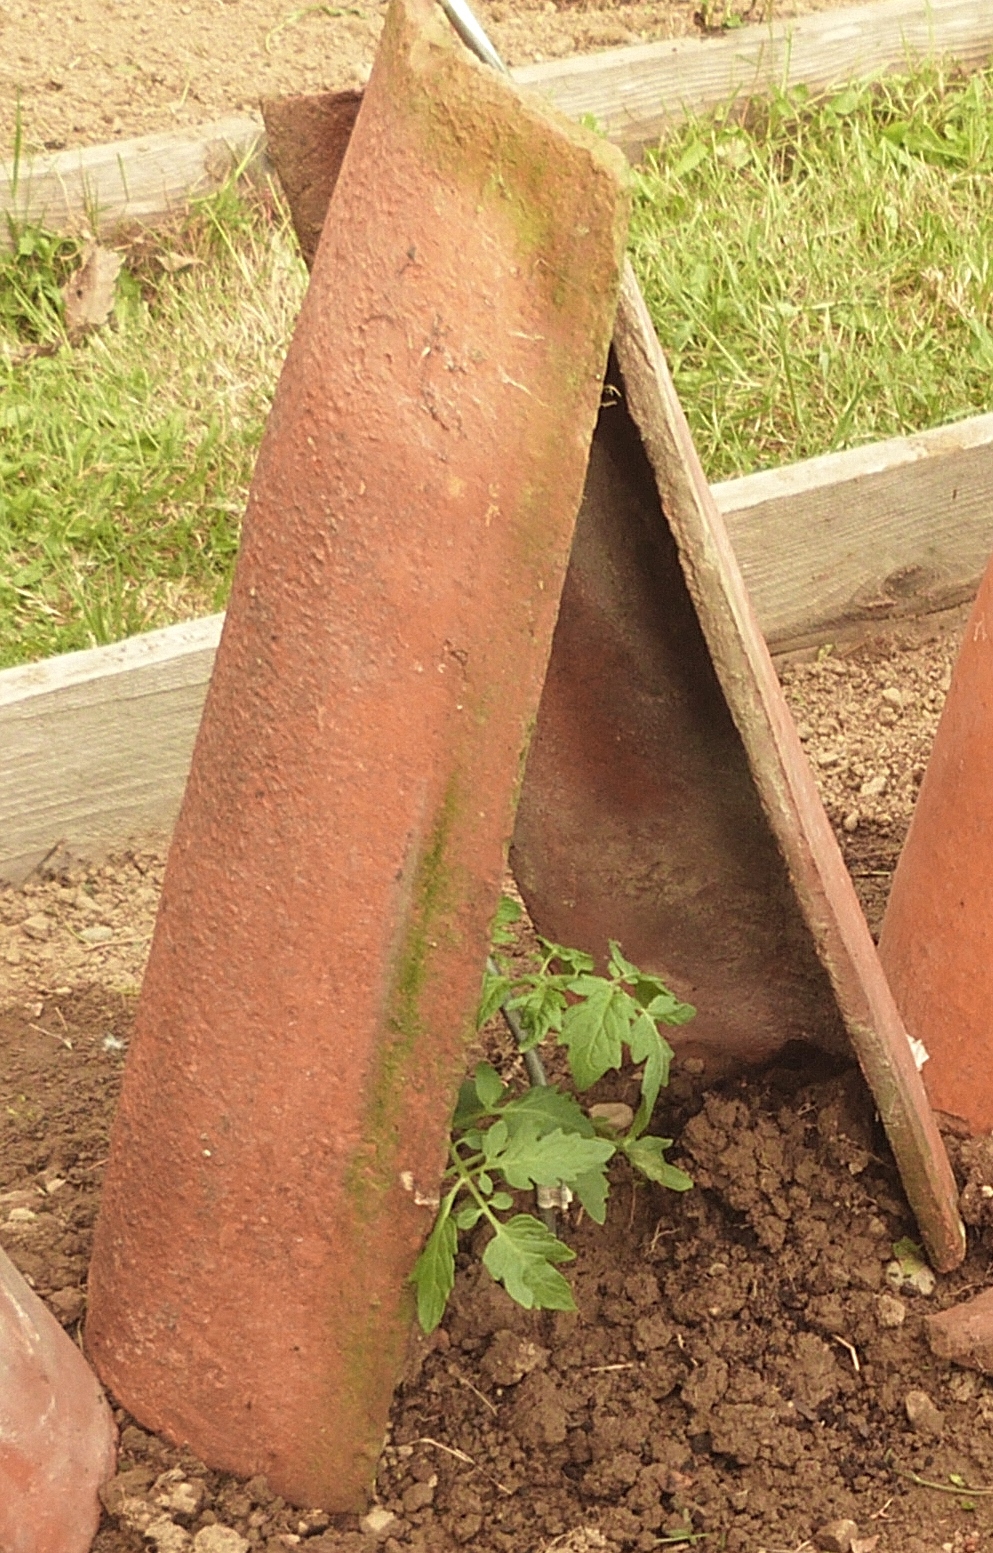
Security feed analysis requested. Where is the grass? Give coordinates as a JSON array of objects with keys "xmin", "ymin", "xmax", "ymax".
[
  {"xmin": 4, "ymin": 62, "xmax": 993, "ymax": 664},
  {"xmin": 629, "ymin": 62, "xmax": 993, "ymax": 481},
  {"xmin": 0, "ymin": 181, "xmax": 307, "ymax": 668}
]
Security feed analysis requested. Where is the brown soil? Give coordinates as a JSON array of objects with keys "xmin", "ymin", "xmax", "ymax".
[
  {"xmin": 2, "ymin": 615, "xmax": 991, "ymax": 1553},
  {"xmin": 3, "ymin": 0, "xmax": 848, "ymax": 155}
]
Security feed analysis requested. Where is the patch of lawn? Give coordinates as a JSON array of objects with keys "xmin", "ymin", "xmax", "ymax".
[
  {"xmin": 0, "ymin": 182, "xmax": 306, "ymax": 668},
  {"xmin": 629, "ymin": 63, "xmax": 993, "ymax": 481}
]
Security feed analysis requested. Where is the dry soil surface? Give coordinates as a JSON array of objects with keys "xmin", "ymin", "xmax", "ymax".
[
  {"xmin": 2, "ymin": 0, "xmax": 849, "ymax": 154},
  {"xmin": 2, "ymin": 610, "xmax": 991, "ymax": 1553}
]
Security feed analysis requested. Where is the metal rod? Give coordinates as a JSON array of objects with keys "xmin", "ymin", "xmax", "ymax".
[{"xmin": 438, "ymin": 0, "xmax": 509, "ymax": 74}]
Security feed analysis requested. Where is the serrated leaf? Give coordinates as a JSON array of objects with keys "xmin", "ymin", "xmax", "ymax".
[
  {"xmin": 482, "ymin": 1213, "xmax": 576, "ymax": 1310},
  {"xmin": 559, "ymin": 982, "xmax": 628, "ymax": 1091},
  {"xmin": 497, "ymin": 1126, "xmax": 615, "ymax": 1191},
  {"xmin": 608, "ymin": 940, "xmax": 640, "ymax": 982},
  {"xmin": 627, "ymin": 1005, "xmax": 674, "ymax": 1127},
  {"xmin": 456, "ymin": 1204, "xmax": 484, "ymax": 1230},
  {"xmin": 503, "ymin": 1085, "xmax": 595, "ymax": 1137},
  {"xmin": 539, "ymin": 938, "xmax": 595, "ymax": 975},
  {"xmin": 452, "ymin": 1078, "xmax": 485, "ymax": 1130},
  {"xmin": 477, "ymin": 971, "xmax": 513, "ymax": 1028},
  {"xmin": 623, "ymin": 1135, "xmax": 693, "ymax": 1191},
  {"xmin": 474, "ymin": 1062, "xmax": 506, "ymax": 1110},
  {"xmin": 643, "ymin": 988, "xmax": 696, "ymax": 1028},
  {"xmin": 411, "ymin": 1210, "xmax": 457, "ymax": 1332},
  {"xmin": 483, "ymin": 1120, "xmax": 508, "ymax": 1163},
  {"xmin": 509, "ymin": 981, "xmax": 568, "ymax": 1046},
  {"xmin": 574, "ymin": 1167, "xmax": 610, "ymax": 1224},
  {"xmin": 492, "ymin": 894, "xmax": 522, "ymax": 945},
  {"xmin": 489, "ymin": 1191, "xmax": 514, "ymax": 1211}
]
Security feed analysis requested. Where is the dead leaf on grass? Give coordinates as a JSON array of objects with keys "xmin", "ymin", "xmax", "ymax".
[
  {"xmin": 62, "ymin": 242, "xmax": 123, "ymax": 341},
  {"xmin": 157, "ymin": 252, "xmax": 202, "ymax": 274}
]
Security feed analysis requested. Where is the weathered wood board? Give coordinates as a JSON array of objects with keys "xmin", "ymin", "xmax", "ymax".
[
  {"xmin": 1, "ymin": 412, "xmax": 992, "ymax": 882},
  {"xmin": 3, "ymin": 0, "xmax": 992, "ymax": 240},
  {"xmin": 716, "ymin": 411, "xmax": 993, "ymax": 652},
  {"xmin": 516, "ymin": 0, "xmax": 993, "ymax": 160},
  {"xmin": 0, "ymin": 616, "xmax": 222, "ymax": 881},
  {"xmin": 0, "ymin": 117, "xmax": 263, "ymax": 248}
]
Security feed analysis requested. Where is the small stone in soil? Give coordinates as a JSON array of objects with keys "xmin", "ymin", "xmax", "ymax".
[
  {"xmin": 904, "ymin": 1388, "xmax": 944, "ymax": 1437},
  {"xmin": 815, "ymin": 1519, "xmax": 859, "ymax": 1553},
  {"xmin": 875, "ymin": 1293, "xmax": 906, "ymax": 1328},
  {"xmin": 361, "ymin": 1507, "xmax": 398, "ymax": 1538},
  {"xmin": 842, "ymin": 810, "xmax": 860, "ymax": 832},
  {"xmin": 860, "ymin": 773, "xmax": 888, "ymax": 798},
  {"xmin": 79, "ymin": 923, "xmax": 114, "ymax": 944},
  {"xmin": 20, "ymin": 913, "xmax": 52, "ymax": 940},
  {"xmin": 193, "ymin": 1529, "xmax": 250, "ymax": 1553},
  {"xmin": 146, "ymin": 1518, "xmax": 192, "ymax": 1553}
]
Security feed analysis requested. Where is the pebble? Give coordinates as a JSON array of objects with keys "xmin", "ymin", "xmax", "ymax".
[
  {"xmin": 815, "ymin": 1519, "xmax": 859, "ymax": 1553},
  {"xmin": 875, "ymin": 1293, "xmax": 906, "ymax": 1328},
  {"xmin": 842, "ymin": 810, "xmax": 860, "ymax": 833},
  {"xmin": 402, "ymin": 1480, "xmax": 436, "ymax": 1514},
  {"xmin": 8, "ymin": 1207, "xmax": 36, "ymax": 1223},
  {"xmin": 859, "ymin": 773, "xmax": 888, "ymax": 798},
  {"xmin": 795, "ymin": 721, "xmax": 813, "ymax": 741},
  {"xmin": 154, "ymin": 1470, "xmax": 207, "ymax": 1518},
  {"xmin": 904, "ymin": 1388, "xmax": 944, "ymax": 1437},
  {"xmin": 881, "ymin": 687, "xmax": 904, "ymax": 708},
  {"xmin": 145, "ymin": 1519, "xmax": 192, "ymax": 1553},
  {"xmin": 20, "ymin": 913, "xmax": 52, "ymax": 941},
  {"xmin": 79, "ymin": 923, "xmax": 114, "ymax": 944},
  {"xmin": 361, "ymin": 1507, "xmax": 398, "ymax": 1538}
]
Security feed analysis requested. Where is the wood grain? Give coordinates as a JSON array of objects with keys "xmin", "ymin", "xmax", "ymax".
[
  {"xmin": 0, "ymin": 615, "xmax": 222, "ymax": 881},
  {"xmin": 517, "ymin": 0, "xmax": 993, "ymax": 157},
  {"xmin": 0, "ymin": 117, "xmax": 262, "ymax": 247},
  {"xmin": 715, "ymin": 413, "xmax": 993, "ymax": 652}
]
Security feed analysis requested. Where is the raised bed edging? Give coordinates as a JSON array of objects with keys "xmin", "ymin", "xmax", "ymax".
[
  {"xmin": 2, "ymin": 0, "xmax": 992, "ymax": 240},
  {"xmin": 3, "ymin": 411, "xmax": 991, "ymax": 883}
]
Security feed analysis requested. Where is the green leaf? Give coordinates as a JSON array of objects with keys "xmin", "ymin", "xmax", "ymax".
[
  {"xmin": 538, "ymin": 938, "xmax": 595, "ymax": 976},
  {"xmin": 627, "ymin": 1005, "xmax": 674, "ymax": 1129},
  {"xmin": 496, "ymin": 1126, "xmax": 615, "ymax": 1191},
  {"xmin": 482, "ymin": 1213, "xmax": 576, "ymax": 1310},
  {"xmin": 477, "ymin": 970, "xmax": 513, "ymax": 1028},
  {"xmin": 573, "ymin": 1167, "xmax": 610, "ymax": 1224},
  {"xmin": 482, "ymin": 1120, "xmax": 508, "ymax": 1163},
  {"xmin": 478, "ymin": 1171, "xmax": 494, "ymax": 1195},
  {"xmin": 509, "ymin": 980, "xmax": 568, "ymax": 1047},
  {"xmin": 642, "ymin": 988, "xmax": 696, "ymax": 1028},
  {"xmin": 491, "ymin": 893, "xmax": 522, "ymax": 945},
  {"xmin": 411, "ymin": 1210, "xmax": 457, "ymax": 1332},
  {"xmin": 623, "ymin": 1135, "xmax": 694, "ymax": 1191},
  {"xmin": 608, "ymin": 940, "xmax": 640, "ymax": 982},
  {"xmin": 474, "ymin": 1062, "xmax": 505, "ymax": 1110},
  {"xmin": 503, "ymin": 1085, "xmax": 595, "ymax": 1137},
  {"xmin": 456, "ymin": 1204, "xmax": 484, "ymax": 1231},
  {"xmin": 489, "ymin": 1191, "xmax": 514, "ymax": 1211},
  {"xmin": 452, "ymin": 1079, "xmax": 485, "ymax": 1131},
  {"xmin": 559, "ymin": 980, "xmax": 629, "ymax": 1090},
  {"xmin": 672, "ymin": 139, "xmax": 709, "ymax": 179}
]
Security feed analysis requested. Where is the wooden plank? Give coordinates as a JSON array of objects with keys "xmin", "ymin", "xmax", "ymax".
[
  {"xmin": 715, "ymin": 412, "xmax": 993, "ymax": 652},
  {"xmin": 2, "ymin": 410, "xmax": 992, "ymax": 881},
  {"xmin": 4, "ymin": 0, "xmax": 992, "ymax": 243},
  {"xmin": 0, "ymin": 117, "xmax": 262, "ymax": 248},
  {"xmin": 0, "ymin": 615, "xmax": 222, "ymax": 882},
  {"xmin": 516, "ymin": 0, "xmax": 993, "ymax": 159}
]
